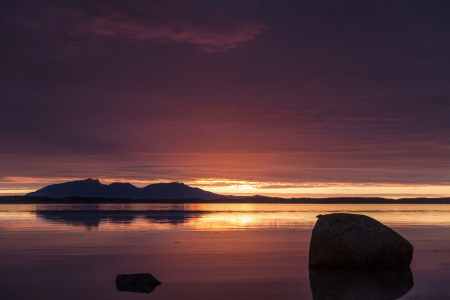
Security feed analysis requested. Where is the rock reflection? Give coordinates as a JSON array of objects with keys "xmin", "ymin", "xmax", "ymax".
[
  {"xmin": 116, "ymin": 283, "xmax": 160, "ymax": 294},
  {"xmin": 115, "ymin": 273, "xmax": 161, "ymax": 294},
  {"xmin": 309, "ymin": 268, "xmax": 414, "ymax": 300}
]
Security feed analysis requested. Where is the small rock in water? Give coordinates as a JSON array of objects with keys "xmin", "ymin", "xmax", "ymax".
[
  {"xmin": 115, "ymin": 273, "xmax": 161, "ymax": 294},
  {"xmin": 309, "ymin": 213, "xmax": 413, "ymax": 269}
]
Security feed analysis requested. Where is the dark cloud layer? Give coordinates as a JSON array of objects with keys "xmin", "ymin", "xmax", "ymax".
[{"xmin": 1, "ymin": 0, "xmax": 450, "ymax": 188}]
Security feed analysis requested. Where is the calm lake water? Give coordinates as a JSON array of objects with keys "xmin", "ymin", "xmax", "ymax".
[{"xmin": 1, "ymin": 203, "xmax": 450, "ymax": 299}]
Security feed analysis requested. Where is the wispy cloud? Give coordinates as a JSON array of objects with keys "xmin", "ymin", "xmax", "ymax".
[
  {"xmin": 6, "ymin": 3, "xmax": 268, "ymax": 53},
  {"xmin": 73, "ymin": 5, "xmax": 267, "ymax": 53}
]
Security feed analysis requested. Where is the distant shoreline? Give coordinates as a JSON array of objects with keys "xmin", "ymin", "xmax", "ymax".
[{"xmin": 2, "ymin": 195, "xmax": 450, "ymax": 204}]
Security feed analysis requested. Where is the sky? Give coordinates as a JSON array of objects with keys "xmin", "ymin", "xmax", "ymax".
[{"xmin": 1, "ymin": 0, "xmax": 450, "ymax": 198}]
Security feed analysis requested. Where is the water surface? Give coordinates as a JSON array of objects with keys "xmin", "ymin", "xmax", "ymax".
[{"xmin": 1, "ymin": 204, "xmax": 450, "ymax": 299}]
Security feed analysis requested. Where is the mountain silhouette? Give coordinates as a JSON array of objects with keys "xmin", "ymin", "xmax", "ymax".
[{"xmin": 27, "ymin": 178, "xmax": 222, "ymax": 200}]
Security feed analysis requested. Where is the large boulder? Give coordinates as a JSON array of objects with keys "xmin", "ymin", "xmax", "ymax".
[
  {"xmin": 115, "ymin": 273, "xmax": 161, "ymax": 294},
  {"xmin": 309, "ymin": 213, "xmax": 413, "ymax": 269}
]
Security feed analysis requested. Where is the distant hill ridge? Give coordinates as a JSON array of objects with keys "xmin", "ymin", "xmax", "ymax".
[{"xmin": 27, "ymin": 178, "xmax": 222, "ymax": 200}]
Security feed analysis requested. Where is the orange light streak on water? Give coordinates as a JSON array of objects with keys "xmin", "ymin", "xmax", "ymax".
[{"xmin": 2, "ymin": 204, "xmax": 450, "ymax": 233}]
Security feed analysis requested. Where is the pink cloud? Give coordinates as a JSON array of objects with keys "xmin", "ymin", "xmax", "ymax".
[
  {"xmin": 5, "ymin": 4, "xmax": 268, "ymax": 53},
  {"xmin": 69, "ymin": 5, "xmax": 267, "ymax": 53}
]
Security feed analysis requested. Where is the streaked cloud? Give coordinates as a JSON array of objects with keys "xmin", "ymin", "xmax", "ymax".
[
  {"xmin": 5, "ymin": 2, "xmax": 268, "ymax": 53},
  {"xmin": 73, "ymin": 5, "xmax": 267, "ymax": 52}
]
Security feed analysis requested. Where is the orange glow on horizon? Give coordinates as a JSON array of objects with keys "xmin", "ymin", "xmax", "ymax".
[{"xmin": 1, "ymin": 176, "xmax": 450, "ymax": 198}]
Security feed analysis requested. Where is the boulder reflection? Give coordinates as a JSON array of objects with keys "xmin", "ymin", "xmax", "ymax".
[{"xmin": 309, "ymin": 268, "xmax": 414, "ymax": 300}]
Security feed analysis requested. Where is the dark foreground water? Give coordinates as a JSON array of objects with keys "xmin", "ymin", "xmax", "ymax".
[{"xmin": 1, "ymin": 204, "xmax": 450, "ymax": 299}]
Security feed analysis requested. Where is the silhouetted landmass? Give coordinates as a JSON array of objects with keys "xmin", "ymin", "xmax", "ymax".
[
  {"xmin": 2, "ymin": 195, "xmax": 450, "ymax": 204},
  {"xmin": 26, "ymin": 178, "xmax": 221, "ymax": 200},
  {"xmin": 0, "ymin": 178, "xmax": 443, "ymax": 204}
]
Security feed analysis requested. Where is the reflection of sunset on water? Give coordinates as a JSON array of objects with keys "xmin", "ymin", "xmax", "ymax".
[
  {"xmin": 3, "ymin": 204, "xmax": 450, "ymax": 232},
  {"xmin": 193, "ymin": 212, "xmax": 311, "ymax": 230}
]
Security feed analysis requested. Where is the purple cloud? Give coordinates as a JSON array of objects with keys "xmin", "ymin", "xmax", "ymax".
[{"xmin": 6, "ymin": 3, "xmax": 268, "ymax": 53}]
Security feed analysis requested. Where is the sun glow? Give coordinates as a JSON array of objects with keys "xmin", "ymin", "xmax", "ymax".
[
  {"xmin": 1, "ymin": 176, "xmax": 450, "ymax": 198},
  {"xmin": 189, "ymin": 179, "xmax": 450, "ymax": 198}
]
